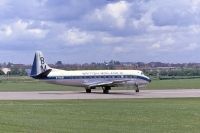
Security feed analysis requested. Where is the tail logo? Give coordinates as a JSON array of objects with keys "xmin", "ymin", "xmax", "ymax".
[
  {"xmin": 40, "ymin": 57, "xmax": 47, "ymax": 72},
  {"xmin": 40, "ymin": 57, "xmax": 45, "ymax": 64}
]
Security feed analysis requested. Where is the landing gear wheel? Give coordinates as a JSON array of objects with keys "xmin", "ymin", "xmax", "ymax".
[
  {"xmin": 136, "ymin": 88, "xmax": 139, "ymax": 93},
  {"xmin": 86, "ymin": 89, "xmax": 91, "ymax": 93},
  {"xmin": 102, "ymin": 86, "xmax": 111, "ymax": 94},
  {"xmin": 135, "ymin": 84, "xmax": 139, "ymax": 93},
  {"xmin": 103, "ymin": 89, "xmax": 109, "ymax": 94}
]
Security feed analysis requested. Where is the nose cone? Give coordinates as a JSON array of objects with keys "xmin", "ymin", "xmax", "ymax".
[
  {"xmin": 144, "ymin": 75, "xmax": 151, "ymax": 83},
  {"xmin": 145, "ymin": 76, "xmax": 151, "ymax": 83}
]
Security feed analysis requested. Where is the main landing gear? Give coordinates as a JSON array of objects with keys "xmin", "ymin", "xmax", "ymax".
[
  {"xmin": 85, "ymin": 86, "xmax": 111, "ymax": 94},
  {"xmin": 85, "ymin": 88, "xmax": 91, "ymax": 93},
  {"xmin": 102, "ymin": 86, "xmax": 111, "ymax": 94},
  {"xmin": 85, "ymin": 87, "xmax": 95, "ymax": 93}
]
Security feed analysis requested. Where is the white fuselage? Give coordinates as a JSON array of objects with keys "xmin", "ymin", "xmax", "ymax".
[{"xmin": 43, "ymin": 69, "xmax": 151, "ymax": 88}]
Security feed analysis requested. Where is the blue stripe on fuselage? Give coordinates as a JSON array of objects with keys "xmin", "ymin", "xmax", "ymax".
[{"xmin": 42, "ymin": 75, "xmax": 151, "ymax": 82}]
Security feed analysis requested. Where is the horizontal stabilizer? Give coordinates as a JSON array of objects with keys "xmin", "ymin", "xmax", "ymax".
[{"xmin": 31, "ymin": 69, "xmax": 52, "ymax": 79}]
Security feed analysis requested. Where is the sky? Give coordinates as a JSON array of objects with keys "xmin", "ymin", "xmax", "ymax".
[{"xmin": 1, "ymin": 0, "xmax": 200, "ymax": 64}]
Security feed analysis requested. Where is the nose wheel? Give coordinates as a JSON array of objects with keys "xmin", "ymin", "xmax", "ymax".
[{"xmin": 135, "ymin": 84, "xmax": 139, "ymax": 93}]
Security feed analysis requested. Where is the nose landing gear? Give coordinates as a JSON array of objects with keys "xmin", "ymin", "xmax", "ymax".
[{"xmin": 135, "ymin": 84, "xmax": 139, "ymax": 93}]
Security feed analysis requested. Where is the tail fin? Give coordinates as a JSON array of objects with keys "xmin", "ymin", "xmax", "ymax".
[{"xmin": 31, "ymin": 51, "xmax": 51, "ymax": 79}]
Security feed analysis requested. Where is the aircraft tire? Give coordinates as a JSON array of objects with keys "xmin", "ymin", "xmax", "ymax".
[
  {"xmin": 103, "ymin": 89, "xmax": 109, "ymax": 94},
  {"xmin": 103, "ymin": 86, "xmax": 110, "ymax": 94},
  {"xmin": 86, "ymin": 89, "xmax": 91, "ymax": 93}
]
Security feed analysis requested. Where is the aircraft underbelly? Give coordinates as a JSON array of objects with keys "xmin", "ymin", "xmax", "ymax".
[{"xmin": 44, "ymin": 78, "xmax": 149, "ymax": 87}]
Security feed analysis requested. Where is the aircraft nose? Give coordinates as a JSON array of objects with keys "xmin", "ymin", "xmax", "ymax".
[{"xmin": 148, "ymin": 78, "xmax": 151, "ymax": 83}]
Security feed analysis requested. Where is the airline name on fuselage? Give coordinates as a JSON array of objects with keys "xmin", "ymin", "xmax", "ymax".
[{"xmin": 82, "ymin": 71, "xmax": 124, "ymax": 76}]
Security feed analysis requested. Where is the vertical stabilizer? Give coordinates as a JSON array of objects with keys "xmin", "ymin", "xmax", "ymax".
[{"xmin": 31, "ymin": 51, "xmax": 51, "ymax": 78}]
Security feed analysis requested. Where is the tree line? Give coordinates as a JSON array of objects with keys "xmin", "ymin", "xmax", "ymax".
[{"xmin": 145, "ymin": 68, "xmax": 200, "ymax": 79}]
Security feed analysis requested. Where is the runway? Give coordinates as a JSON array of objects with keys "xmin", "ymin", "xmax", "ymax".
[{"xmin": 0, "ymin": 89, "xmax": 200, "ymax": 100}]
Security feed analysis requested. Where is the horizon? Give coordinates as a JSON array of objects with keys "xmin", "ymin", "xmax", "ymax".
[{"xmin": 2, "ymin": 60, "xmax": 200, "ymax": 66}]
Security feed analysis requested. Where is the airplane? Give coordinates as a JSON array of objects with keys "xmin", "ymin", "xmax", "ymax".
[{"xmin": 30, "ymin": 51, "xmax": 151, "ymax": 94}]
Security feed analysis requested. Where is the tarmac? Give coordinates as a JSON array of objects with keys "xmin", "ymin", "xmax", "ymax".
[{"xmin": 0, "ymin": 89, "xmax": 200, "ymax": 100}]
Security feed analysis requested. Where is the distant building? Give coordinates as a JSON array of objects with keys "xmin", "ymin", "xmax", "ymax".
[
  {"xmin": 55, "ymin": 61, "xmax": 63, "ymax": 66},
  {"xmin": 0, "ymin": 68, "xmax": 11, "ymax": 74}
]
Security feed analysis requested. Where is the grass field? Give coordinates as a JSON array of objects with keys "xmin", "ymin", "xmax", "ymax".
[
  {"xmin": 1, "ymin": 76, "xmax": 200, "ymax": 91},
  {"xmin": 0, "ymin": 77, "xmax": 200, "ymax": 133},
  {"xmin": 147, "ymin": 78, "xmax": 200, "ymax": 89},
  {"xmin": 0, "ymin": 76, "xmax": 82, "ymax": 91},
  {"xmin": 0, "ymin": 98, "xmax": 200, "ymax": 133}
]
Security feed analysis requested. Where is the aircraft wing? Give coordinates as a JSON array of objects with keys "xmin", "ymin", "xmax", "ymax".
[{"xmin": 86, "ymin": 79, "xmax": 131, "ymax": 87}]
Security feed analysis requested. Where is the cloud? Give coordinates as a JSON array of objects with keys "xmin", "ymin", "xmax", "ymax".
[
  {"xmin": 152, "ymin": 0, "xmax": 200, "ymax": 26},
  {"xmin": 60, "ymin": 28, "xmax": 94, "ymax": 45},
  {"xmin": 113, "ymin": 46, "xmax": 129, "ymax": 53},
  {"xmin": 1, "ymin": 0, "xmax": 200, "ymax": 63},
  {"xmin": 184, "ymin": 43, "xmax": 199, "ymax": 51},
  {"xmin": 0, "ymin": 0, "xmax": 7, "ymax": 6},
  {"xmin": 0, "ymin": 25, "xmax": 12, "ymax": 36},
  {"xmin": 101, "ymin": 34, "xmax": 124, "ymax": 44},
  {"xmin": 94, "ymin": 1, "xmax": 129, "ymax": 28},
  {"xmin": 151, "ymin": 42, "xmax": 160, "ymax": 49},
  {"xmin": 0, "ymin": 19, "xmax": 47, "ymax": 41},
  {"xmin": 85, "ymin": 0, "xmax": 147, "ymax": 35}
]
